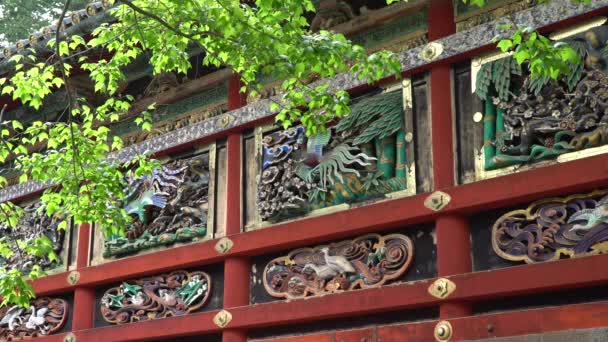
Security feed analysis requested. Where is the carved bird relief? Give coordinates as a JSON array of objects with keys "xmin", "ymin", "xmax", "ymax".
[{"xmin": 568, "ymin": 196, "xmax": 608, "ymax": 232}]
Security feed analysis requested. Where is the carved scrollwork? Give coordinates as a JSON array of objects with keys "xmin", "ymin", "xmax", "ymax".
[
  {"xmin": 263, "ymin": 233, "xmax": 414, "ymax": 299},
  {"xmin": 492, "ymin": 189, "xmax": 608, "ymax": 263},
  {"xmin": 100, "ymin": 270, "xmax": 212, "ymax": 325},
  {"xmin": 0, "ymin": 298, "xmax": 68, "ymax": 340}
]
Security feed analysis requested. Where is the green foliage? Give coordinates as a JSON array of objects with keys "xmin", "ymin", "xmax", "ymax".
[
  {"xmin": 0, "ymin": 0, "xmax": 88, "ymax": 47},
  {"xmin": 497, "ymin": 27, "xmax": 582, "ymax": 83}
]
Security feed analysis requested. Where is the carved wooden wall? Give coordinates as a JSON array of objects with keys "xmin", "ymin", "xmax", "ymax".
[{"xmin": 1, "ymin": 1, "xmax": 608, "ymax": 342}]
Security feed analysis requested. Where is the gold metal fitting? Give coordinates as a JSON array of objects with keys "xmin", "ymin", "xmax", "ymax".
[
  {"xmin": 64, "ymin": 332, "xmax": 76, "ymax": 342},
  {"xmin": 213, "ymin": 310, "xmax": 233, "ymax": 328},
  {"xmin": 419, "ymin": 42, "xmax": 443, "ymax": 62},
  {"xmin": 218, "ymin": 113, "xmax": 235, "ymax": 129},
  {"xmin": 424, "ymin": 191, "xmax": 451, "ymax": 211},
  {"xmin": 214, "ymin": 237, "xmax": 234, "ymax": 254},
  {"xmin": 405, "ymin": 132, "xmax": 414, "ymax": 143},
  {"xmin": 428, "ymin": 278, "xmax": 456, "ymax": 299},
  {"xmin": 67, "ymin": 271, "xmax": 80, "ymax": 285},
  {"xmin": 434, "ymin": 321, "xmax": 453, "ymax": 341},
  {"xmin": 473, "ymin": 112, "xmax": 483, "ymax": 123}
]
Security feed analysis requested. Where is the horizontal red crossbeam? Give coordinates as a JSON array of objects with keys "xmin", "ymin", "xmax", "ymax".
[
  {"xmin": 253, "ymin": 300, "xmax": 608, "ymax": 342},
  {"xmin": 33, "ymin": 153, "xmax": 608, "ymax": 296},
  {"xmin": 55, "ymin": 253, "xmax": 608, "ymax": 341}
]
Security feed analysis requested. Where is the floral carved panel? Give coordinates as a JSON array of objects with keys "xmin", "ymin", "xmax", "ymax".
[
  {"xmin": 263, "ymin": 233, "xmax": 414, "ymax": 299},
  {"xmin": 492, "ymin": 189, "xmax": 608, "ymax": 263},
  {"xmin": 100, "ymin": 270, "xmax": 211, "ymax": 325},
  {"xmin": 0, "ymin": 298, "xmax": 68, "ymax": 340}
]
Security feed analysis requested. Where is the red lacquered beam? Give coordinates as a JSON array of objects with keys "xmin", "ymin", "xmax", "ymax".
[
  {"xmin": 65, "ymin": 255, "xmax": 608, "ymax": 341},
  {"xmin": 451, "ymin": 254, "xmax": 608, "ymax": 301},
  {"xmin": 229, "ymin": 255, "xmax": 608, "ymax": 330},
  {"xmin": 254, "ymin": 300, "xmax": 608, "ymax": 341},
  {"xmin": 72, "ymin": 310, "xmax": 221, "ymax": 342},
  {"xmin": 27, "ymin": 333, "xmax": 69, "ymax": 342},
  {"xmin": 31, "ymin": 153, "xmax": 608, "ymax": 295}
]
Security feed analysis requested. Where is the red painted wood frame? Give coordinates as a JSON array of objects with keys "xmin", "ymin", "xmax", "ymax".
[{"xmin": 22, "ymin": 2, "xmax": 608, "ymax": 341}]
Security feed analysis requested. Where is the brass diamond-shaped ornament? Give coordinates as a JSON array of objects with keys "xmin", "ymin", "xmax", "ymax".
[
  {"xmin": 214, "ymin": 237, "xmax": 234, "ymax": 254},
  {"xmin": 424, "ymin": 191, "xmax": 451, "ymax": 211},
  {"xmin": 67, "ymin": 271, "xmax": 80, "ymax": 285},
  {"xmin": 213, "ymin": 310, "xmax": 233, "ymax": 328},
  {"xmin": 428, "ymin": 278, "xmax": 456, "ymax": 299}
]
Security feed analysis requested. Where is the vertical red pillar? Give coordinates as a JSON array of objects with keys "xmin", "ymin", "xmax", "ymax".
[
  {"xmin": 428, "ymin": 0, "xmax": 456, "ymax": 41},
  {"xmin": 428, "ymin": 0, "xmax": 473, "ymax": 320},
  {"xmin": 429, "ymin": 65, "xmax": 456, "ymax": 190},
  {"xmin": 72, "ymin": 223, "xmax": 96, "ymax": 331},
  {"xmin": 223, "ymin": 75, "xmax": 249, "ymax": 342}
]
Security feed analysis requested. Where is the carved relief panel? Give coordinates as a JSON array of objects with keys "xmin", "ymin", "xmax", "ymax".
[
  {"xmin": 457, "ymin": 18, "xmax": 608, "ymax": 183},
  {"xmin": 492, "ymin": 189, "xmax": 608, "ymax": 264},
  {"xmin": 0, "ymin": 200, "xmax": 72, "ymax": 273},
  {"xmin": 100, "ymin": 270, "xmax": 212, "ymax": 325},
  {"xmin": 91, "ymin": 143, "xmax": 219, "ymax": 264},
  {"xmin": 0, "ymin": 297, "xmax": 69, "ymax": 340},
  {"xmin": 262, "ymin": 233, "xmax": 415, "ymax": 300},
  {"xmin": 245, "ymin": 80, "xmax": 432, "ymax": 228}
]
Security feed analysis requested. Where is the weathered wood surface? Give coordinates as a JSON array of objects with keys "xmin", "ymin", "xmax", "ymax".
[{"xmin": 454, "ymin": 64, "xmax": 484, "ymax": 184}]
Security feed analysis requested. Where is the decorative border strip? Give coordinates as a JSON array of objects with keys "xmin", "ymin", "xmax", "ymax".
[{"xmin": 1, "ymin": 0, "xmax": 606, "ymax": 203}]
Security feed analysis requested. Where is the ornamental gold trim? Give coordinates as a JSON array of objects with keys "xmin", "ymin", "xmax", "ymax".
[
  {"xmin": 64, "ymin": 333, "xmax": 76, "ymax": 342},
  {"xmin": 67, "ymin": 271, "xmax": 80, "ymax": 285},
  {"xmin": 213, "ymin": 310, "xmax": 232, "ymax": 328},
  {"xmin": 428, "ymin": 278, "xmax": 456, "ymax": 299},
  {"xmin": 424, "ymin": 191, "xmax": 451, "ymax": 211},
  {"xmin": 214, "ymin": 237, "xmax": 234, "ymax": 254},
  {"xmin": 550, "ymin": 16, "xmax": 607, "ymax": 41},
  {"xmin": 434, "ymin": 321, "xmax": 453, "ymax": 341}
]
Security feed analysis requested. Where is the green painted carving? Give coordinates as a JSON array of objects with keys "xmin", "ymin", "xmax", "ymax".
[
  {"xmin": 259, "ymin": 90, "xmax": 412, "ymax": 222},
  {"xmin": 110, "ymin": 83, "xmax": 228, "ymax": 137},
  {"xmin": 474, "ymin": 26, "xmax": 608, "ymax": 171},
  {"xmin": 104, "ymin": 227, "xmax": 207, "ymax": 258}
]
